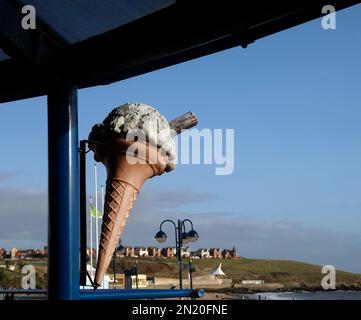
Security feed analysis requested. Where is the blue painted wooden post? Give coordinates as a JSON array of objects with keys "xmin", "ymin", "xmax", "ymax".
[
  {"xmin": 47, "ymin": 85, "xmax": 80, "ymax": 300},
  {"xmin": 45, "ymin": 85, "xmax": 202, "ymax": 300}
]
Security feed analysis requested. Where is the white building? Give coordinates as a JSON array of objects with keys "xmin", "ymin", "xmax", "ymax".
[
  {"xmin": 81, "ymin": 264, "xmax": 111, "ymax": 289},
  {"xmin": 181, "ymin": 247, "xmax": 190, "ymax": 258},
  {"xmin": 10, "ymin": 248, "xmax": 19, "ymax": 259},
  {"xmin": 196, "ymin": 248, "xmax": 210, "ymax": 258},
  {"xmin": 134, "ymin": 247, "xmax": 148, "ymax": 257}
]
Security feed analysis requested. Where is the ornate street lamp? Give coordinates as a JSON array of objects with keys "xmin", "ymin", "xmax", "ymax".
[{"xmin": 154, "ymin": 219, "xmax": 199, "ymax": 289}]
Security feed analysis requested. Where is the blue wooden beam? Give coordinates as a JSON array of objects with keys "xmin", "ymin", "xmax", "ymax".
[{"xmin": 0, "ymin": 0, "xmax": 62, "ymax": 67}]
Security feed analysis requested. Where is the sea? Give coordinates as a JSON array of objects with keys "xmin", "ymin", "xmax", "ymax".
[{"xmin": 246, "ymin": 291, "xmax": 361, "ymax": 300}]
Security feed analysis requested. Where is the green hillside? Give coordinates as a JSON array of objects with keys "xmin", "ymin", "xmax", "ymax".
[
  {"xmin": 112, "ymin": 257, "xmax": 361, "ymax": 291},
  {"xmin": 191, "ymin": 258, "xmax": 361, "ymax": 290},
  {"xmin": 1, "ymin": 257, "xmax": 361, "ymax": 291}
]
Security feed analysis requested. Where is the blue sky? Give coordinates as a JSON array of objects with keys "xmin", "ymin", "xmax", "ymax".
[{"xmin": 1, "ymin": 5, "xmax": 361, "ymax": 272}]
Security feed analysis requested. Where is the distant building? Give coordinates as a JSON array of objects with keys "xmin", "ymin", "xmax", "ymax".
[
  {"xmin": 111, "ymin": 273, "xmax": 148, "ymax": 289},
  {"xmin": 23, "ymin": 249, "xmax": 35, "ymax": 258},
  {"xmin": 161, "ymin": 247, "xmax": 175, "ymax": 258},
  {"xmin": 180, "ymin": 247, "xmax": 190, "ymax": 258},
  {"xmin": 209, "ymin": 248, "xmax": 222, "ymax": 259},
  {"xmin": 134, "ymin": 247, "xmax": 148, "ymax": 257},
  {"xmin": 9, "ymin": 247, "xmax": 46, "ymax": 259},
  {"xmin": 43, "ymin": 246, "xmax": 48, "ymax": 257},
  {"xmin": 124, "ymin": 246, "xmax": 135, "ymax": 257},
  {"xmin": 221, "ymin": 249, "xmax": 231, "ymax": 259},
  {"xmin": 125, "ymin": 274, "xmax": 148, "ymax": 289},
  {"xmin": 11, "ymin": 248, "xmax": 19, "ymax": 259},
  {"xmin": 196, "ymin": 248, "xmax": 210, "ymax": 259},
  {"xmin": 35, "ymin": 249, "xmax": 43, "ymax": 256},
  {"xmin": 115, "ymin": 246, "xmax": 125, "ymax": 257},
  {"xmin": 3, "ymin": 244, "xmax": 241, "ymax": 261},
  {"xmin": 190, "ymin": 251, "xmax": 199, "ymax": 259},
  {"xmin": 147, "ymin": 247, "xmax": 161, "ymax": 258},
  {"xmin": 230, "ymin": 246, "xmax": 240, "ymax": 259}
]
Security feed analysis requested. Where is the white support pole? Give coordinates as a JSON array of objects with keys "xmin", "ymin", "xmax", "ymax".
[
  {"xmin": 94, "ymin": 164, "xmax": 99, "ymax": 262},
  {"xmin": 101, "ymin": 184, "xmax": 104, "ymax": 232},
  {"xmin": 89, "ymin": 196, "xmax": 93, "ymax": 277}
]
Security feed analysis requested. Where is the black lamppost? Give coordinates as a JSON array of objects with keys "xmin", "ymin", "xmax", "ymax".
[
  {"xmin": 154, "ymin": 219, "xmax": 199, "ymax": 289},
  {"xmin": 135, "ymin": 259, "xmax": 139, "ymax": 289},
  {"xmin": 189, "ymin": 256, "xmax": 193, "ymax": 290}
]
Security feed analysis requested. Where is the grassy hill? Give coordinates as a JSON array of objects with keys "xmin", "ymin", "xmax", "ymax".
[
  {"xmin": 191, "ymin": 258, "xmax": 361, "ymax": 290},
  {"xmin": 1, "ymin": 257, "xmax": 361, "ymax": 291},
  {"xmin": 0, "ymin": 259, "xmax": 47, "ymax": 289},
  {"xmin": 110, "ymin": 257, "xmax": 361, "ymax": 291}
]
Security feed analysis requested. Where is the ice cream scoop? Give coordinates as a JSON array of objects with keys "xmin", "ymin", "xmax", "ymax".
[
  {"xmin": 89, "ymin": 102, "xmax": 176, "ymax": 164},
  {"xmin": 88, "ymin": 103, "xmax": 197, "ymax": 286}
]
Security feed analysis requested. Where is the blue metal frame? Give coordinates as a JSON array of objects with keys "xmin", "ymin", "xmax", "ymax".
[
  {"xmin": 46, "ymin": 85, "xmax": 203, "ymax": 300},
  {"xmin": 80, "ymin": 289, "xmax": 204, "ymax": 300},
  {"xmin": 0, "ymin": 289, "xmax": 204, "ymax": 300},
  {"xmin": 47, "ymin": 84, "xmax": 80, "ymax": 300},
  {"xmin": 0, "ymin": 289, "xmax": 47, "ymax": 294}
]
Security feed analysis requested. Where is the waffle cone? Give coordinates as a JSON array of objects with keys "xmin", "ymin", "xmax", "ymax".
[{"xmin": 93, "ymin": 138, "xmax": 173, "ymax": 286}]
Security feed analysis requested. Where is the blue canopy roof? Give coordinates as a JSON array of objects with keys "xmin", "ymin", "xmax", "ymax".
[
  {"xmin": 19, "ymin": 0, "xmax": 175, "ymax": 44},
  {"xmin": 0, "ymin": 0, "xmax": 360, "ymax": 103}
]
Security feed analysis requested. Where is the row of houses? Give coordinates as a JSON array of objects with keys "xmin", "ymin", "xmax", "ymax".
[
  {"xmin": 1, "ymin": 245, "xmax": 240, "ymax": 260},
  {"xmin": 0, "ymin": 247, "xmax": 48, "ymax": 259},
  {"xmin": 87, "ymin": 246, "xmax": 240, "ymax": 259}
]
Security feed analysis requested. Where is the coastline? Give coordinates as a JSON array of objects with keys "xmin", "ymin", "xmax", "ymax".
[
  {"xmin": 204, "ymin": 284, "xmax": 361, "ymax": 295},
  {"xmin": 201, "ymin": 289, "xmax": 361, "ymax": 300}
]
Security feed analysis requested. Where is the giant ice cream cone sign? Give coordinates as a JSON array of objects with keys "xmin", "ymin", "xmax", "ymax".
[{"xmin": 88, "ymin": 103, "xmax": 197, "ymax": 286}]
